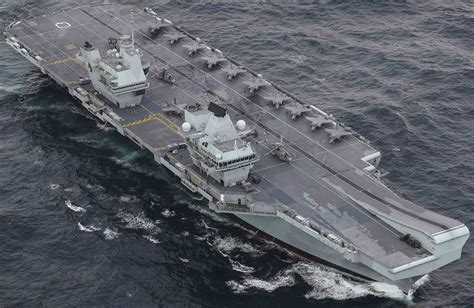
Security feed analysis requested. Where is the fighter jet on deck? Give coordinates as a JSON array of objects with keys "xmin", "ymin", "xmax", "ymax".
[
  {"xmin": 201, "ymin": 53, "xmax": 226, "ymax": 69},
  {"xmin": 223, "ymin": 64, "xmax": 246, "ymax": 80},
  {"xmin": 243, "ymin": 77, "xmax": 267, "ymax": 94},
  {"xmin": 262, "ymin": 132, "xmax": 294, "ymax": 162},
  {"xmin": 222, "ymin": 65, "xmax": 246, "ymax": 80},
  {"xmin": 148, "ymin": 22, "xmax": 170, "ymax": 39},
  {"xmin": 183, "ymin": 41, "xmax": 205, "ymax": 56},
  {"xmin": 164, "ymin": 33, "xmax": 186, "ymax": 44},
  {"xmin": 325, "ymin": 126, "xmax": 353, "ymax": 143},
  {"xmin": 285, "ymin": 104, "xmax": 312, "ymax": 120},
  {"xmin": 306, "ymin": 115, "xmax": 333, "ymax": 130},
  {"xmin": 263, "ymin": 93, "xmax": 291, "ymax": 109}
]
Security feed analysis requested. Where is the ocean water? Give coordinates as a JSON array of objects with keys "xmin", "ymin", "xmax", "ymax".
[{"xmin": 0, "ymin": 0, "xmax": 473, "ymax": 307}]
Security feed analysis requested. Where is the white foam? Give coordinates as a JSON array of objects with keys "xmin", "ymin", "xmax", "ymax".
[
  {"xmin": 77, "ymin": 222, "xmax": 101, "ymax": 232},
  {"xmin": 96, "ymin": 122, "xmax": 113, "ymax": 131},
  {"xmin": 293, "ymin": 263, "xmax": 371, "ymax": 300},
  {"xmin": 103, "ymin": 228, "xmax": 120, "ymax": 240},
  {"xmin": 182, "ymin": 231, "xmax": 190, "ymax": 237},
  {"xmin": 179, "ymin": 257, "xmax": 190, "ymax": 263},
  {"xmin": 65, "ymin": 200, "xmax": 86, "ymax": 213},
  {"xmin": 143, "ymin": 235, "xmax": 161, "ymax": 244},
  {"xmin": 161, "ymin": 209, "xmax": 176, "ymax": 217},
  {"xmin": 227, "ymin": 268, "xmax": 296, "ymax": 293},
  {"xmin": 64, "ymin": 187, "xmax": 74, "ymax": 192},
  {"xmin": 49, "ymin": 184, "xmax": 60, "ymax": 190},
  {"xmin": 119, "ymin": 195, "xmax": 138, "ymax": 203},
  {"xmin": 86, "ymin": 184, "xmax": 105, "ymax": 191},
  {"xmin": 407, "ymin": 274, "xmax": 429, "ymax": 301},
  {"xmin": 229, "ymin": 259, "xmax": 255, "ymax": 274},
  {"xmin": 370, "ymin": 282, "xmax": 405, "ymax": 301},
  {"xmin": 226, "ymin": 261, "xmax": 410, "ymax": 301},
  {"xmin": 0, "ymin": 83, "xmax": 23, "ymax": 93},
  {"xmin": 199, "ymin": 219, "xmax": 218, "ymax": 233},
  {"xmin": 118, "ymin": 212, "xmax": 158, "ymax": 231},
  {"xmin": 212, "ymin": 236, "xmax": 265, "ymax": 257}
]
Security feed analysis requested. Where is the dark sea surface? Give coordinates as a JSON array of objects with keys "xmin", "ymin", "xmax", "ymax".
[{"xmin": 0, "ymin": 0, "xmax": 473, "ymax": 307}]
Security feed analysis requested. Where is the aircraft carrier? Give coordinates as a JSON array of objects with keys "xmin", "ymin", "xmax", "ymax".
[{"xmin": 3, "ymin": 4, "xmax": 469, "ymax": 292}]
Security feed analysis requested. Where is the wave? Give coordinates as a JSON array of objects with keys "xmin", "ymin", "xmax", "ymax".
[
  {"xmin": 212, "ymin": 236, "xmax": 266, "ymax": 257},
  {"xmin": 0, "ymin": 83, "xmax": 23, "ymax": 94},
  {"xmin": 96, "ymin": 122, "xmax": 113, "ymax": 132},
  {"xmin": 227, "ymin": 261, "xmax": 415, "ymax": 301},
  {"xmin": 103, "ymin": 228, "xmax": 120, "ymax": 240},
  {"xmin": 143, "ymin": 235, "xmax": 161, "ymax": 244},
  {"xmin": 406, "ymin": 274, "xmax": 429, "ymax": 301},
  {"xmin": 65, "ymin": 200, "xmax": 86, "ymax": 213},
  {"xmin": 118, "ymin": 212, "xmax": 160, "ymax": 232},
  {"xmin": 161, "ymin": 208, "xmax": 176, "ymax": 217},
  {"xmin": 77, "ymin": 222, "xmax": 101, "ymax": 232},
  {"xmin": 118, "ymin": 195, "xmax": 139, "ymax": 203},
  {"xmin": 229, "ymin": 259, "xmax": 255, "ymax": 274},
  {"xmin": 49, "ymin": 183, "xmax": 60, "ymax": 190},
  {"xmin": 227, "ymin": 268, "xmax": 296, "ymax": 293}
]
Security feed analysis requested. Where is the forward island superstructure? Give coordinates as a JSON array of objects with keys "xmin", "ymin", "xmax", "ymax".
[{"xmin": 3, "ymin": 4, "xmax": 469, "ymax": 292}]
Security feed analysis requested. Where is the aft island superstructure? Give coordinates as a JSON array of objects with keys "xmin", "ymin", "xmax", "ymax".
[{"xmin": 3, "ymin": 4, "xmax": 469, "ymax": 292}]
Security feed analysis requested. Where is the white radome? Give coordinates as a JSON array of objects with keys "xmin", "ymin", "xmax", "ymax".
[
  {"xmin": 216, "ymin": 153, "xmax": 222, "ymax": 160},
  {"xmin": 236, "ymin": 119, "xmax": 246, "ymax": 130},
  {"xmin": 182, "ymin": 122, "xmax": 192, "ymax": 133}
]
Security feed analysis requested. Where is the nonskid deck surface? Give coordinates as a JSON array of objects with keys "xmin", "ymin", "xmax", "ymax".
[{"xmin": 7, "ymin": 4, "xmax": 464, "ymax": 269}]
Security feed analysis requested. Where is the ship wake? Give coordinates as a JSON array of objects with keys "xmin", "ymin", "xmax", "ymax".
[{"xmin": 227, "ymin": 261, "xmax": 417, "ymax": 301}]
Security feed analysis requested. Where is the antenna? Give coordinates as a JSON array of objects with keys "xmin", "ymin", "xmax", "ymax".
[{"xmin": 130, "ymin": 9, "xmax": 135, "ymax": 52}]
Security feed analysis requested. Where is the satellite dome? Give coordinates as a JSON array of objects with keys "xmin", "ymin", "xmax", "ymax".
[
  {"xmin": 216, "ymin": 153, "xmax": 222, "ymax": 160},
  {"xmin": 236, "ymin": 120, "xmax": 246, "ymax": 131},
  {"xmin": 181, "ymin": 122, "xmax": 191, "ymax": 133}
]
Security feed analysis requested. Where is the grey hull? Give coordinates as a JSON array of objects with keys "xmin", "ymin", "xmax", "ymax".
[{"xmin": 234, "ymin": 213, "xmax": 421, "ymax": 292}]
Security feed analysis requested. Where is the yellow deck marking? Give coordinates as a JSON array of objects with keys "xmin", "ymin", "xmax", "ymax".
[
  {"xmin": 154, "ymin": 145, "xmax": 168, "ymax": 153},
  {"xmin": 122, "ymin": 111, "xmax": 183, "ymax": 139},
  {"xmin": 123, "ymin": 114, "xmax": 158, "ymax": 128},
  {"xmin": 156, "ymin": 113, "xmax": 184, "ymax": 138},
  {"xmin": 65, "ymin": 43, "xmax": 77, "ymax": 50},
  {"xmin": 138, "ymin": 104, "xmax": 184, "ymax": 138},
  {"xmin": 44, "ymin": 56, "xmax": 77, "ymax": 67}
]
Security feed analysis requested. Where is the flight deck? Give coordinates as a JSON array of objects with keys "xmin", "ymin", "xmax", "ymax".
[{"xmin": 4, "ymin": 4, "xmax": 469, "ymax": 291}]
